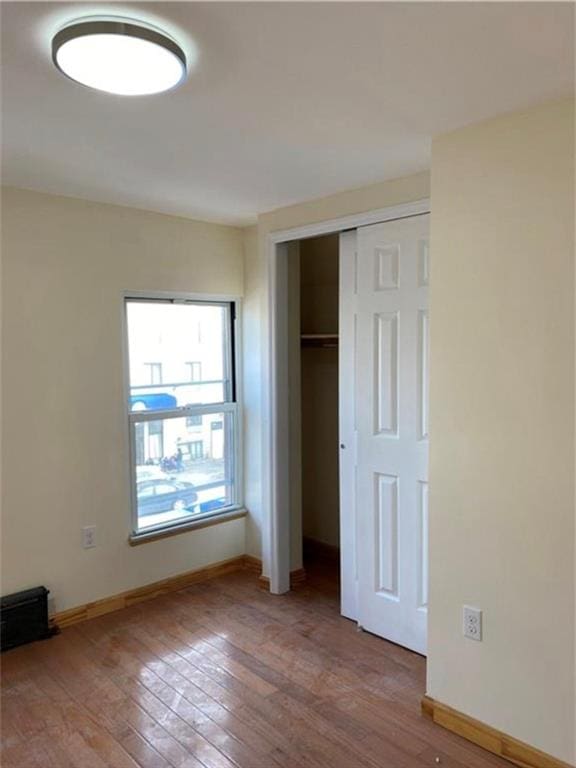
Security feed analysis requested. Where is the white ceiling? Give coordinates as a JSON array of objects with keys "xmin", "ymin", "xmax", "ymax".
[{"xmin": 1, "ymin": 2, "xmax": 574, "ymax": 225}]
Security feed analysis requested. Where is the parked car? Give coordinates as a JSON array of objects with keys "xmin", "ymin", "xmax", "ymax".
[{"xmin": 137, "ymin": 478, "xmax": 199, "ymax": 516}]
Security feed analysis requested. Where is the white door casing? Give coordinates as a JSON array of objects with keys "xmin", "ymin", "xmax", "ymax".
[
  {"xmin": 339, "ymin": 230, "xmax": 358, "ymax": 620},
  {"xmin": 355, "ymin": 214, "xmax": 430, "ymax": 655}
]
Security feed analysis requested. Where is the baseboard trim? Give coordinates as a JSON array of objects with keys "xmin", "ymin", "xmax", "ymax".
[
  {"xmin": 259, "ymin": 568, "xmax": 306, "ymax": 589},
  {"xmin": 53, "ymin": 555, "xmax": 308, "ymax": 630},
  {"xmin": 243, "ymin": 554, "xmax": 263, "ymax": 575},
  {"xmin": 244, "ymin": 555, "xmax": 306, "ymax": 589},
  {"xmin": 53, "ymin": 555, "xmax": 248, "ymax": 629},
  {"xmin": 421, "ymin": 696, "xmax": 573, "ymax": 768}
]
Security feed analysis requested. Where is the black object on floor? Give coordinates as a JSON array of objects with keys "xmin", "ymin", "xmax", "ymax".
[{"xmin": 1, "ymin": 586, "xmax": 56, "ymax": 651}]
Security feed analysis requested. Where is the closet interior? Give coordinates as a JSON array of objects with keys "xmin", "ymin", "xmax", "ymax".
[{"xmin": 298, "ymin": 234, "xmax": 340, "ymax": 575}]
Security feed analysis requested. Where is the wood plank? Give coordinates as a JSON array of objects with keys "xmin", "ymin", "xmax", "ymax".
[
  {"xmin": 2, "ymin": 563, "xmax": 521, "ymax": 768},
  {"xmin": 72, "ymin": 608, "xmax": 311, "ymax": 768}
]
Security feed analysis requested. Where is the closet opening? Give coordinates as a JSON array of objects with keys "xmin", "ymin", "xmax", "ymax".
[
  {"xmin": 271, "ymin": 198, "xmax": 430, "ymax": 654},
  {"xmin": 297, "ymin": 234, "xmax": 340, "ymax": 591}
]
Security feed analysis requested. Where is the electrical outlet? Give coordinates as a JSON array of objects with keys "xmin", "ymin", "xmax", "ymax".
[
  {"xmin": 82, "ymin": 525, "xmax": 96, "ymax": 549},
  {"xmin": 463, "ymin": 605, "xmax": 482, "ymax": 641}
]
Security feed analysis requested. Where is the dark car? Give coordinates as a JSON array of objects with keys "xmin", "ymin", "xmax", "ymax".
[{"xmin": 137, "ymin": 478, "xmax": 199, "ymax": 516}]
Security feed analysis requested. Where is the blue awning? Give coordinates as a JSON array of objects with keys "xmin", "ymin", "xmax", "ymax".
[{"xmin": 130, "ymin": 392, "xmax": 178, "ymax": 411}]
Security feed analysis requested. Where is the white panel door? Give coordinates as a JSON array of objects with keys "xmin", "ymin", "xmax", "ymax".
[{"xmin": 356, "ymin": 214, "xmax": 429, "ymax": 655}]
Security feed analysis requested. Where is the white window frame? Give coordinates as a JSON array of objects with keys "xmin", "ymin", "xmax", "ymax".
[{"xmin": 123, "ymin": 291, "xmax": 244, "ymax": 542}]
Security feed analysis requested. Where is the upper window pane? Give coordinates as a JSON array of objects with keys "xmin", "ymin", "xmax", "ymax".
[{"xmin": 126, "ymin": 301, "xmax": 232, "ymax": 410}]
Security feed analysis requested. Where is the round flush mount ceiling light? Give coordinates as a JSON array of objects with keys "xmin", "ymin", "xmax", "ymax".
[{"xmin": 52, "ymin": 19, "xmax": 187, "ymax": 96}]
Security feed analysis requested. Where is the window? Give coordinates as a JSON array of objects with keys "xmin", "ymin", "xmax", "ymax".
[
  {"xmin": 134, "ymin": 420, "xmax": 163, "ymax": 465},
  {"xmin": 145, "ymin": 362, "xmax": 163, "ymax": 384},
  {"xmin": 126, "ymin": 297, "xmax": 240, "ymax": 536},
  {"xmin": 186, "ymin": 361, "xmax": 202, "ymax": 382},
  {"xmin": 188, "ymin": 440, "xmax": 204, "ymax": 459}
]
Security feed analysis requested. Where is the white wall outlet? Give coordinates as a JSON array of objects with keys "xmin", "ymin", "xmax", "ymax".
[
  {"xmin": 463, "ymin": 605, "xmax": 482, "ymax": 641},
  {"xmin": 82, "ymin": 525, "xmax": 96, "ymax": 549}
]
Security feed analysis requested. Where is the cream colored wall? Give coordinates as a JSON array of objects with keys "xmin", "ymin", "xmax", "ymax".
[
  {"xmin": 1, "ymin": 187, "xmax": 246, "ymax": 613},
  {"xmin": 427, "ymin": 99, "xmax": 575, "ymax": 763},
  {"xmin": 243, "ymin": 172, "xmax": 430, "ymax": 571},
  {"xmin": 259, "ymin": 171, "xmax": 430, "ymax": 234},
  {"xmin": 300, "ymin": 235, "xmax": 340, "ymax": 548}
]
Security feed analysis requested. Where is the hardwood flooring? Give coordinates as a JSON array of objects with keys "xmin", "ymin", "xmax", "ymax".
[{"xmin": 1, "ymin": 561, "xmax": 510, "ymax": 768}]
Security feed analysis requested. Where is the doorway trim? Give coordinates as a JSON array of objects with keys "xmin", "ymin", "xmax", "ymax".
[{"xmin": 264, "ymin": 198, "xmax": 431, "ymax": 594}]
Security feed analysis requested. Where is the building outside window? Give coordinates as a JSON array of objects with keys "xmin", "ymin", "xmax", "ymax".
[
  {"xmin": 134, "ymin": 419, "xmax": 163, "ymax": 465},
  {"xmin": 144, "ymin": 362, "xmax": 163, "ymax": 384},
  {"xmin": 126, "ymin": 297, "xmax": 240, "ymax": 535},
  {"xmin": 189, "ymin": 440, "xmax": 204, "ymax": 460},
  {"xmin": 186, "ymin": 361, "xmax": 202, "ymax": 382}
]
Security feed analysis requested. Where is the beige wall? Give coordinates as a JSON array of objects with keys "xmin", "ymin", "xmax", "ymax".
[
  {"xmin": 1, "ymin": 187, "xmax": 246, "ymax": 613},
  {"xmin": 244, "ymin": 171, "xmax": 431, "ymax": 570},
  {"xmin": 300, "ymin": 235, "xmax": 340, "ymax": 548},
  {"xmin": 427, "ymin": 98, "xmax": 575, "ymax": 763},
  {"xmin": 259, "ymin": 171, "xmax": 430, "ymax": 235}
]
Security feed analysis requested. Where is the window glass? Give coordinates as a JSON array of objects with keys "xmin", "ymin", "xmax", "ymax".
[
  {"xmin": 127, "ymin": 302, "xmax": 231, "ymax": 411},
  {"xmin": 133, "ymin": 412, "xmax": 235, "ymax": 530},
  {"xmin": 126, "ymin": 299, "xmax": 238, "ymax": 535}
]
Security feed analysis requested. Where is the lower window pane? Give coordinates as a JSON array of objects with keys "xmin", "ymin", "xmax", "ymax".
[{"xmin": 133, "ymin": 412, "xmax": 235, "ymax": 530}]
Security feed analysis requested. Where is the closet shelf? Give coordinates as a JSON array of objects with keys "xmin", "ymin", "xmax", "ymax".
[{"xmin": 300, "ymin": 334, "xmax": 339, "ymax": 348}]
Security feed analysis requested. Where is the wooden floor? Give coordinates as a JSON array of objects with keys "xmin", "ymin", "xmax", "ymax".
[{"xmin": 1, "ymin": 562, "xmax": 510, "ymax": 768}]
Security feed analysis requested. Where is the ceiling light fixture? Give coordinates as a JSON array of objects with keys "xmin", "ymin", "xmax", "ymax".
[{"xmin": 52, "ymin": 19, "xmax": 187, "ymax": 96}]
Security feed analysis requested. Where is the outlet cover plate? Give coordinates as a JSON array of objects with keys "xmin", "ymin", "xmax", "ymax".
[
  {"xmin": 82, "ymin": 525, "xmax": 96, "ymax": 549},
  {"xmin": 463, "ymin": 605, "xmax": 482, "ymax": 641}
]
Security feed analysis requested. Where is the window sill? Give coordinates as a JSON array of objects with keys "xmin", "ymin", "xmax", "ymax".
[{"xmin": 129, "ymin": 507, "xmax": 247, "ymax": 546}]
